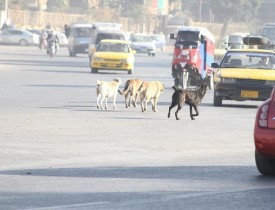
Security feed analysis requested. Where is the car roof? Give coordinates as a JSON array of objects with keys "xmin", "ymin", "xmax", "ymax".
[
  {"xmin": 69, "ymin": 23, "xmax": 94, "ymax": 28},
  {"xmin": 95, "ymin": 27, "xmax": 124, "ymax": 33},
  {"xmin": 100, "ymin": 39, "xmax": 128, "ymax": 44},
  {"xmin": 227, "ymin": 48, "xmax": 275, "ymax": 53}
]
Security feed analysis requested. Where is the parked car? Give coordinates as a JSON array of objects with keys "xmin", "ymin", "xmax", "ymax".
[
  {"xmin": 129, "ymin": 33, "xmax": 156, "ymax": 56},
  {"xmin": 211, "ymin": 36, "xmax": 275, "ymax": 106},
  {"xmin": 150, "ymin": 34, "xmax": 166, "ymax": 51},
  {"xmin": 90, "ymin": 39, "xmax": 135, "ymax": 74},
  {"xmin": 55, "ymin": 31, "xmax": 68, "ymax": 47},
  {"xmin": 254, "ymin": 86, "xmax": 275, "ymax": 175},
  {"xmin": 0, "ymin": 28, "xmax": 39, "ymax": 46}
]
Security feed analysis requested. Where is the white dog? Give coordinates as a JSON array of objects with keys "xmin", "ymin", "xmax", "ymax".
[{"xmin": 96, "ymin": 78, "xmax": 122, "ymax": 109}]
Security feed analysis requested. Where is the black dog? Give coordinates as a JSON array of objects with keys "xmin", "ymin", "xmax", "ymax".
[{"xmin": 167, "ymin": 82, "xmax": 207, "ymax": 120}]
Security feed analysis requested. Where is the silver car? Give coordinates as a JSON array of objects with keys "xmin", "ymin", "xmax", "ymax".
[
  {"xmin": 0, "ymin": 28, "xmax": 39, "ymax": 46},
  {"xmin": 130, "ymin": 33, "xmax": 156, "ymax": 56}
]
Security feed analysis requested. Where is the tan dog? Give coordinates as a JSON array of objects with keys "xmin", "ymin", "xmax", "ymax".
[
  {"xmin": 137, "ymin": 81, "xmax": 165, "ymax": 112},
  {"xmin": 96, "ymin": 78, "xmax": 121, "ymax": 109},
  {"xmin": 118, "ymin": 78, "xmax": 143, "ymax": 108}
]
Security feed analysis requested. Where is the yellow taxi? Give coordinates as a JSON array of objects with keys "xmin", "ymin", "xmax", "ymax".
[
  {"xmin": 211, "ymin": 36, "xmax": 275, "ymax": 106},
  {"xmin": 90, "ymin": 39, "xmax": 135, "ymax": 74}
]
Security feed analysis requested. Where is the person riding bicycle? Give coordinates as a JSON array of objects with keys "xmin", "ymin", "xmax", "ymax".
[{"xmin": 46, "ymin": 30, "xmax": 59, "ymax": 54}]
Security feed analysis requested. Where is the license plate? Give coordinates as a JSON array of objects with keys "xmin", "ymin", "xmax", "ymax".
[{"xmin": 241, "ymin": 90, "xmax": 258, "ymax": 98}]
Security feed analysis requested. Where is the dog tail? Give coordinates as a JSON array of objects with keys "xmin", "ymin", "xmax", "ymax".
[{"xmin": 118, "ymin": 80, "xmax": 132, "ymax": 95}]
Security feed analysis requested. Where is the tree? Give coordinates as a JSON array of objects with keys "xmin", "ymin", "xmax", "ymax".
[
  {"xmin": 207, "ymin": 0, "xmax": 261, "ymax": 39},
  {"xmin": 47, "ymin": 0, "xmax": 70, "ymax": 12}
]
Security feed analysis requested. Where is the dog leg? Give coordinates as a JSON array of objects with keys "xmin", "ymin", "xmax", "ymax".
[
  {"xmin": 133, "ymin": 92, "xmax": 139, "ymax": 107},
  {"xmin": 113, "ymin": 95, "xmax": 117, "ymax": 109},
  {"xmin": 190, "ymin": 104, "xmax": 199, "ymax": 120},
  {"xmin": 175, "ymin": 105, "xmax": 182, "ymax": 120},
  {"xmin": 152, "ymin": 97, "xmax": 158, "ymax": 112},
  {"xmin": 96, "ymin": 94, "xmax": 101, "ymax": 109},
  {"xmin": 168, "ymin": 98, "xmax": 177, "ymax": 118},
  {"xmin": 104, "ymin": 97, "xmax": 108, "ymax": 109},
  {"xmin": 125, "ymin": 92, "xmax": 130, "ymax": 108}
]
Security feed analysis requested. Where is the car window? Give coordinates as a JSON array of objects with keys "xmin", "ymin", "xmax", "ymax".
[
  {"xmin": 9, "ymin": 30, "xmax": 22, "ymax": 35},
  {"xmin": 221, "ymin": 52, "xmax": 275, "ymax": 69},
  {"xmin": 95, "ymin": 33, "xmax": 124, "ymax": 45},
  {"xmin": 97, "ymin": 43, "xmax": 129, "ymax": 53},
  {"xmin": 131, "ymin": 35, "xmax": 152, "ymax": 42},
  {"xmin": 74, "ymin": 28, "xmax": 93, "ymax": 37}
]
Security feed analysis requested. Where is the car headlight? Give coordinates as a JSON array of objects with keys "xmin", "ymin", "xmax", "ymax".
[
  {"xmin": 94, "ymin": 57, "xmax": 104, "ymax": 61},
  {"xmin": 121, "ymin": 57, "xmax": 132, "ymax": 63}
]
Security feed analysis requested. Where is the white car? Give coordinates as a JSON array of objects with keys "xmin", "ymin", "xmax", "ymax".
[
  {"xmin": 55, "ymin": 31, "xmax": 68, "ymax": 47},
  {"xmin": 130, "ymin": 33, "xmax": 156, "ymax": 56},
  {"xmin": 0, "ymin": 28, "xmax": 39, "ymax": 46}
]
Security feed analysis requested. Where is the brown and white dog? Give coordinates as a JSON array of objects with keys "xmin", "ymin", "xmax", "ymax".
[
  {"xmin": 137, "ymin": 81, "xmax": 165, "ymax": 112},
  {"xmin": 96, "ymin": 78, "xmax": 121, "ymax": 109},
  {"xmin": 167, "ymin": 81, "xmax": 207, "ymax": 120},
  {"xmin": 118, "ymin": 78, "xmax": 143, "ymax": 108}
]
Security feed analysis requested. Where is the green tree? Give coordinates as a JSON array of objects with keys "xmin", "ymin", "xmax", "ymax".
[
  {"xmin": 208, "ymin": 0, "xmax": 262, "ymax": 38},
  {"xmin": 120, "ymin": 0, "xmax": 150, "ymax": 31},
  {"xmin": 47, "ymin": 0, "xmax": 69, "ymax": 12}
]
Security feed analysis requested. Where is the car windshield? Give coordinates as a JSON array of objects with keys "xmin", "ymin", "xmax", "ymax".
[
  {"xmin": 220, "ymin": 51, "xmax": 275, "ymax": 69},
  {"xmin": 74, "ymin": 28, "xmax": 93, "ymax": 37},
  {"xmin": 131, "ymin": 35, "xmax": 152, "ymax": 42},
  {"xmin": 97, "ymin": 43, "xmax": 129, "ymax": 53}
]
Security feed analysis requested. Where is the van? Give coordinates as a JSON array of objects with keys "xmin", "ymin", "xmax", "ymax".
[
  {"xmin": 88, "ymin": 26, "xmax": 126, "ymax": 61},
  {"xmin": 65, "ymin": 23, "xmax": 95, "ymax": 57}
]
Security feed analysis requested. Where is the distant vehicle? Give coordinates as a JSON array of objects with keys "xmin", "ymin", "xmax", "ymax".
[
  {"xmin": 65, "ymin": 23, "xmax": 95, "ymax": 57},
  {"xmin": 211, "ymin": 36, "xmax": 275, "ymax": 106},
  {"xmin": 0, "ymin": 28, "xmax": 39, "ymax": 46},
  {"xmin": 254, "ymin": 86, "xmax": 275, "ymax": 175},
  {"xmin": 170, "ymin": 26, "xmax": 215, "ymax": 89},
  {"xmin": 129, "ymin": 33, "xmax": 156, "ymax": 56},
  {"xmin": 88, "ymin": 26, "xmax": 126, "ymax": 61},
  {"xmin": 150, "ymin": 34, "xmax": 166, "ymax": 51},
  {"xmin": 262, "ymin": 23, "xmax": 275, "ymax": 44},
  {"xmin": 90, "ymin": 39, "xmax": 135, "ymax": 74},
  {"xmin": 215, "ymin": 32, "xmax": 249, "ymax": 62}
]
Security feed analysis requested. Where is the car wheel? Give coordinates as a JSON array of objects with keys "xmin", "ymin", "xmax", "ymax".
[
  {"xmin": 91, "ymin": 68, "xmax": 98, "ymax": 73},
  {"xmin": 152, "ymin": 53, "xmax": 155, "ymax": 56},
  {"xmin": 255, "ymin": 150, "xmax": 275, "ymax": 175},
  {"xmin": 128, "ymin": 69, "xmax": 133, "ymax": 75},
  {"xmin": 19, "ymin": 39, "xmax": 28, "ymax": 46},
  {"xmin": 213, "ymin": 90, "xmax": 222, "ymax": 106}
]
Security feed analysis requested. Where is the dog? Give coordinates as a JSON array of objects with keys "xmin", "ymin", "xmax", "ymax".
[
  {"xmin": 96, "ymin": 78, "xmax": 121, "ymax": 109},
  {"xmin": 167, "ymin": 81, "xmax": 207, "ymax": 120},
  {"xmin": 118, "ymin": 78, "xmax": 143, "ymax": 108},
  {"xmin": 137, "ymin": 81, "xmax": 165, "ymax": 112}
]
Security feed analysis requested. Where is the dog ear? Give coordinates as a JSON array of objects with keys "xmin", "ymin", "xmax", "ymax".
[{"xmin": 97, "ymin": 80, "xmax": 102, "ymax": 86}]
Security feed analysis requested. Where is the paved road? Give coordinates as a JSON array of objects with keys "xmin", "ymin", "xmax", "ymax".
[{"xmin": 0, "ymin": 46, "xmax": 275, "ymax": 210}]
